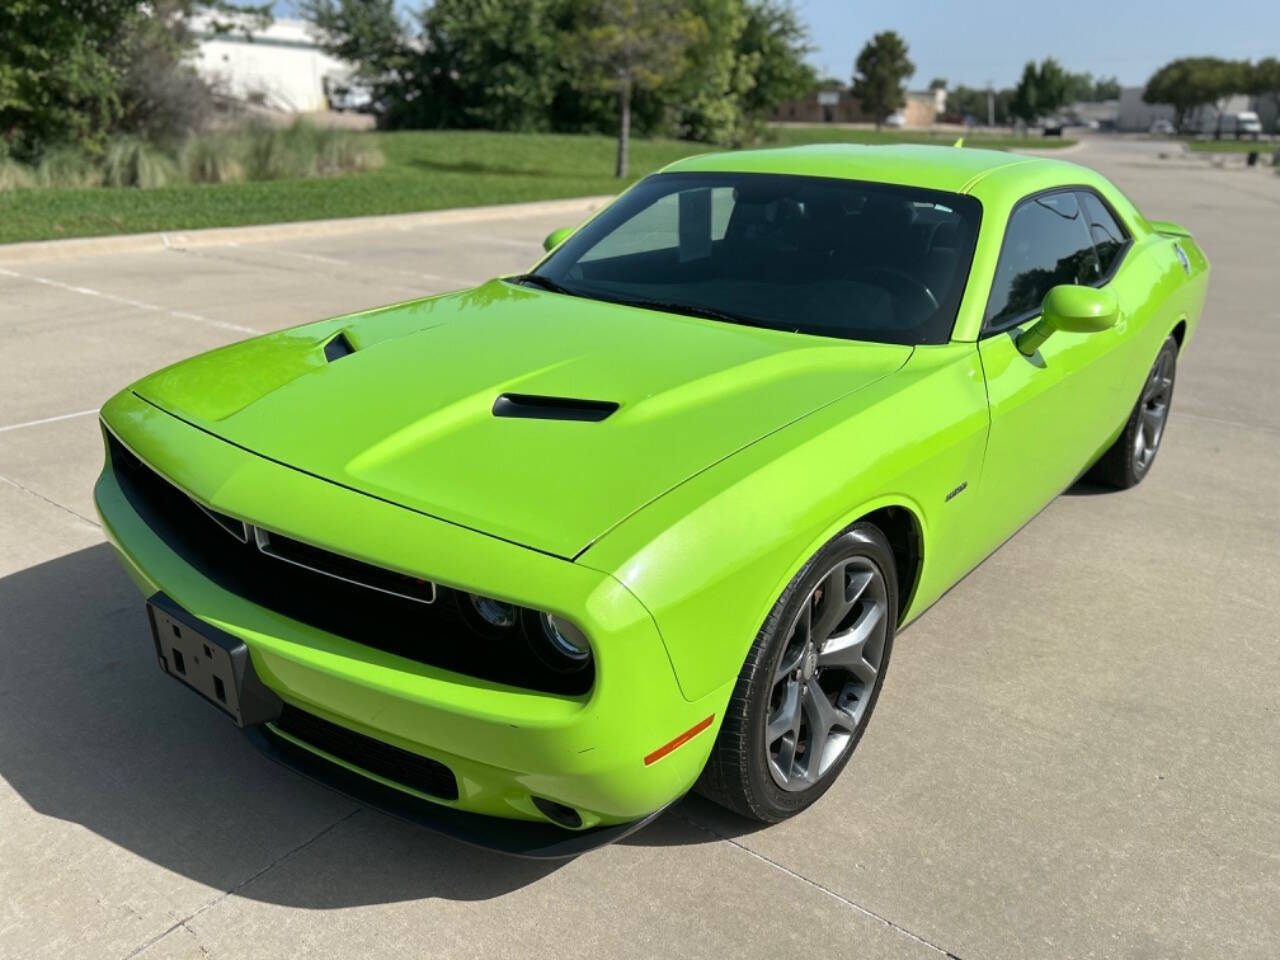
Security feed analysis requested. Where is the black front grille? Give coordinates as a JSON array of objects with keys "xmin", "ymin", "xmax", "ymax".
[
  {"xmin": 274, "ymin": 703, "xmax": 458, "ymax": 801},
  {"xmin": 105, "ymin": 429, "xmax": 592, "ymax": 695}
]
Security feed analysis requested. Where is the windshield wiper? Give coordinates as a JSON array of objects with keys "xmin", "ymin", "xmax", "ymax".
[
  {"xmin": 509, "ymin": 273, "xmax": 579, "ymax": 297},
  {"xmin": 604, "ymin": 296, "xmax": 777, "ymax": 332}
]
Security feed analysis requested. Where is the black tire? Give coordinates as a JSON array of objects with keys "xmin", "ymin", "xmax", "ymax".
[
  {"xmin": 1090, "ymin": 336, "xmax": 1178, "ymax": 489},
  {"xmin": 696, "ymin": 523, "xmax": 897, "ymax": 822}
]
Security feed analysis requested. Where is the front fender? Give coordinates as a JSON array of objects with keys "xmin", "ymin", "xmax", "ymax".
[{"xmin": 578, "ymin": 344, "xmax": 990, "ymax": 701}]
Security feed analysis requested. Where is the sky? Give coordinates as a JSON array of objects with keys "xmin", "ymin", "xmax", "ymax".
[
  {"xmin": 796, "ymin": 0, "xmax": 1280, "ymax": 89},
  {"xmin": 275, "ymin": 0, "xmax": 1280, "ymax": 91}
]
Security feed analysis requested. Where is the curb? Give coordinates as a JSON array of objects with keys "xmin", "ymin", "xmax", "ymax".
[{"xmin": 0, "ymin": 195, "xmax": 615, "ymax": 264}]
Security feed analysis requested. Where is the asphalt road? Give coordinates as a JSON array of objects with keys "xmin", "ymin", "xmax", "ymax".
[{"xmin": 1, "ymin": 136, "xmax": 1277, "ymax": 960}]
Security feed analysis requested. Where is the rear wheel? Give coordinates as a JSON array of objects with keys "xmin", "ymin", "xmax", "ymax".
[
  {"xmin": 696, "ymin": 523, "xmax": 896, "ymax": 822},
  {"xmin": 1090, "ymin": 336, "xmax": 1178, "ymax": 489}
]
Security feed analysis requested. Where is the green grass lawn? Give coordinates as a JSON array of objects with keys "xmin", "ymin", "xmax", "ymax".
[
  {"xmin": 0, "ymin": 127, "xmax": 1071, "ymax": 245},
  {"xmin": 1184, "ymin": 138, "xmax": 1276, "ymax": 153}
]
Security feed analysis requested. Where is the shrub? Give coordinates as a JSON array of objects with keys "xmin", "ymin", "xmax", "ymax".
[
  {"xmin": 34, "ymin": 149, "xmax": 105, "ymax": 188},
  {"xmin": 242, "ymin": 121, "xmax": 384, "ymax": 180},
  {"xmin": 0, "ymin": 159, "xmax": 36, "ymax": 191},
  {"xmin": 316, "ymin": 128, "xmax": 385, "ymax": 174},
  {"xmin": 101, "ymin": 138, "xmax": 181, "ymax": 188},
  {"xmin": 244, "ymin": 121, "xmax": 321, "ymax": 180},
  {"xmin": 180, "ymin": 134, "xmax": 247, "ymax": 184}
]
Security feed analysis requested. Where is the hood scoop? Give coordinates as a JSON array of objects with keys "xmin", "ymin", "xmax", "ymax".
[
  {"xmin": 492, "ymin": 393, "xmax": 618, "ymax": 422},
  {"xmin": 323, "ymin": 332, "xmax": 355, "ymax": 363}
]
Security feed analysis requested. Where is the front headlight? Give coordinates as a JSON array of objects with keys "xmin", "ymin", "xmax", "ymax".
[
  {"xmin": 460, "ymin": 593, "xmax": 593, "ymax": 674},
  {"xmin": 532, "ymin": 612, "xmax": 592, "ymax": 672}
]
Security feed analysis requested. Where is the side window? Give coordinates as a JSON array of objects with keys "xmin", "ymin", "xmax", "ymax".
[
  {"xmin": 1077, "ymin": 190, "xmax": 1128, "ymax": 276},
  {"xmin": 985, "ymin": 191, "xmax": 1101, "ymax": 329}
]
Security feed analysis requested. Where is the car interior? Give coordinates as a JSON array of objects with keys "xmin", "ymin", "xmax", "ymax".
[{"xmin": 546, "ymin": 176, "xmax": 981, "ymax": 345}]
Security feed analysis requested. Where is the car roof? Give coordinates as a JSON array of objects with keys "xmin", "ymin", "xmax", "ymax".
[{"xmin": 660, "ymin": 143, "xmax": 1083, "ymax": 196}]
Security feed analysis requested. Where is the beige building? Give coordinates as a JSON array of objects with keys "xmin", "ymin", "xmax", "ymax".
[{"xmin": 773, "ymin": 86, "xmax": 947, "ymax": 127}]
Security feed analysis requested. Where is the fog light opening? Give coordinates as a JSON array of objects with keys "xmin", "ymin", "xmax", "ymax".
[{"xmin": 532, "ymin": 796, "xmax": 583, "ymax": 829}]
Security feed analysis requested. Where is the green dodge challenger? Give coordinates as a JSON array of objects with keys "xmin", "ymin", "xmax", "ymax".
[{"xmin": 95, "ymin": 145, "xmax": 1208, "ymax": 856}]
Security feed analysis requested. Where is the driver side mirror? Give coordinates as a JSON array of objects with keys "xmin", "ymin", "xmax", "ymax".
[
  {"xmin": 543, "ymin": 227, "xmax": 574, "ymax": 253},
  {"xmin": 1016, "ymin": 284, "xmax": 1118, "ymax": 356}
]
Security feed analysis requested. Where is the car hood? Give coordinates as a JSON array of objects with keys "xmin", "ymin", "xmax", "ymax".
[{"xmin": 134, "ymin": 280, "xmax": 911, "ymax": 558}]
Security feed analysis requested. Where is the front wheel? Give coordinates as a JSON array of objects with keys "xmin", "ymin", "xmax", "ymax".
[
  {"xmin": 1089, "ymin": 336, "xmax": 1178, "ymax": 489},
  {"xmin": 696, "ymin": 523, "xmax": 897, "ymax": 822}
]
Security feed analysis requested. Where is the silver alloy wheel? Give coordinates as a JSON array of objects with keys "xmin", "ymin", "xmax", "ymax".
[
  {"xmin": 765, "ymin": 557, "xmax": 889, "ymax": 792},
  {"xmin": 1134, "ymin": 348, "xmax": 1174, "ymax": 474}
]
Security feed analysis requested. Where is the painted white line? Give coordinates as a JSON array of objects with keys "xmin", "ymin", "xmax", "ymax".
[
  {"xmin": 0, "ymin": 266, "xmax": 260, "ymax": 335},
  {"xmin": 0, "ymin": 408, "xmax": 98, "ymax": 434}
]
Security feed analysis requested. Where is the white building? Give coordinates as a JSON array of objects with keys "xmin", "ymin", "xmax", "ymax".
[
  {"xmin": 1116, "ymin": 86, "xmax": 1255, "ymax": 133},
  {"xmin": 190, "ymin": 15, "xmax": 356, "ymax": 113}
]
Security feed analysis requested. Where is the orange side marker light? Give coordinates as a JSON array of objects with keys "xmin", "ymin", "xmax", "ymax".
[{"xmin": 643, "ymin": 714, "xmax": 714, "ymax": 766}]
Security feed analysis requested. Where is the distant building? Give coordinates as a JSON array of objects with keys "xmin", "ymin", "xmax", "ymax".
[
  {"xmin": 190, "ymin": 14, "xmax": 357, "ymax": 113},
  {"xmin": 1115, "ymin": 86, "xmax": 1257, "ymax": 133},
  {"xmin": 772, "ymin": 85, "xmax": 947, "ymax": 127}
]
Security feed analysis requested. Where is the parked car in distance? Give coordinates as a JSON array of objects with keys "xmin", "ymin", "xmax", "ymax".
[
  {"xmin": 95, "ymin": 145, "xmax": 1209, "ymax": 857},
  {"xmin": 1149, "ymin": 119, "xmax": 1176, "ymax": 136},
  {"xmin": 884, "ymin": 112, "xmax": 906, "ymax": 128}
]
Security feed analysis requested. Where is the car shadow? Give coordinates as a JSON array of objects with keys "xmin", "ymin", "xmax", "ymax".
[
  {"xmin": 0, "ymin": 544, "xmax": 765, "ymax": 906},
  {"xmin": 1062, "ymin": 477, "xmax": 1119, "ymax": 497},
  {"xmin": 0, "ymin": 545, "xmax": 574, "ymax": 906},
  {"xmin": 405, "ymin": 159, "xmax": 561, "ymax": 178}
]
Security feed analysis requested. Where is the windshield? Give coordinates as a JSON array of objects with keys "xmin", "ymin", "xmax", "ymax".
[{"xmin": 527, "ymin": 171, "xmax": 982, "ymax": 345}]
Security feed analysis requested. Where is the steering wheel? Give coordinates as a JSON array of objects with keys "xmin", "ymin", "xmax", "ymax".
[{"xmin": 862, "ymin": 267, "xmax": 939, "ymax": 317}]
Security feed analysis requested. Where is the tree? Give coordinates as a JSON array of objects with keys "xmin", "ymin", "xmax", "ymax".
[
  {"xmin": 571, "ymin": 0, "xmax": 702, "ymax": 176},
  {"xmin": 851, "ymin": 31, "xmax": 914, "ymax": 128},
  {"xmin": 928, "ymin": 77, "xmax": 947, "ymax": 91},
  {"xmin": 0, "ymin": 0, "xmax": 269, "ymax": 159},
  {"xmin": 1011, "ymin": 58, "xmax": 1070, "ymax": 123},
  {"xmin": 948, "ymin": 84, "xmax": 1013, "ymax": 125},
  {"xmin": 1144, "ymin": 57, "xmax": 1249, "ymax": 133},
  {"xmin": 1009, "ymin": 61, "xmax": 1039, "ymax": 124},
  {"xmin": 735, "ymin": 1, "xmax": 814, "ymax": 133},
  {"xmin": 1250, "ymin": 57, "xmax": 1280, "ymax": 131}
]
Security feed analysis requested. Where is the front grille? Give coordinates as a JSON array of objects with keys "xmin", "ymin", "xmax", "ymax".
[
  {"xmin": 274, "ymin": 703, "xmax": 458, "ymax": 801},
  {"xmin": 105, "ymin": 428, "xmax": 592, "ymax": 695}
]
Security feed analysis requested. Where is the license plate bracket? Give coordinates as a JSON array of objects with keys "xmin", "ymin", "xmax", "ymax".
[{"xmin": 146, "ymin": 594, "xmax": 282, "ymax": 727}]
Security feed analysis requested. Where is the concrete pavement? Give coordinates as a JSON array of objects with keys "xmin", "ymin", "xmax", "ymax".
[{"xmin": 1, "ymin": 135, "xmax": 1277, "ymax": 959}]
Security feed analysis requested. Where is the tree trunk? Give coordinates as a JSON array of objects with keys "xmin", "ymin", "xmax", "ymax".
[{"xmin": 615, "ymin": 80, "xmax": 631, "ymax": 179}]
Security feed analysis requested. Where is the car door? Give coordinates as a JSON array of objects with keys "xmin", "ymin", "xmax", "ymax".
[{"xmin": 973, "ymin": 188, "xmax": 1134, "ymax": 542}]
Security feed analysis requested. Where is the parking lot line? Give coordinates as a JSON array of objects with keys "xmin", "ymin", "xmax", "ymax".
[
  {"xmin": 0, "ymin": 265, "xmax": 260, "ymax": 335},
  {"xmin": 0, "ymin": 409, "xmax": 99, "ymax": 434}
]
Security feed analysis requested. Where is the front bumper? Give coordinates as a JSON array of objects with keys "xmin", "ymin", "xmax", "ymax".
[{"xmin": 95, "ymin": 390, "xmax": 728, "ymax": 848}]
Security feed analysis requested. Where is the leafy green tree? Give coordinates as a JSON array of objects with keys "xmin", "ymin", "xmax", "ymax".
[
  {"xmin": 948, "ymin": 84, "xmax": 1012, "ymax": 125},
  {"xmin": 928, "ymin": 77, "xmax": 947, "ymax": 91},
  {"xmin": 1144, "ymin": 57, "xmax": 1249, "ymax": 133},
  {"xmin": 1009, "ymin": 61, "xmax": 1039, "ymax": 123},
  {"xmin": 0, "ymin": 0, "xmax": 268, "ymax": 159},
  {"xmin": 570, "ymin": 0, "xmax": 702, "ymax": 176},
  {"xmin": 420, "ymin": 0, "xmax": 569, "ymax": 131},
  {"xmin": 736, "ymin": 1, "xmax": 814, "ymax": 129},
  {"xmin": 299, "ymin": 0, "xmax": 408, "ymax": 85},
  {"xmin": 0, "ymin": 0, "xmax": 135, "ymax": 158},
  {"xmin": 670, "ymin": 0, "xmax": 749, "ymax": 145},
  {"xmin": 851, "ymin": 31, "xmax": 914, "ymax": 127},
  {"xmin": 1250, "ymin": 58, "xmax": 1280, "ymax": 132},
  {"xmin": 1011, "ymin": 58, "xmax": 1070, "ymax": 123}
]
